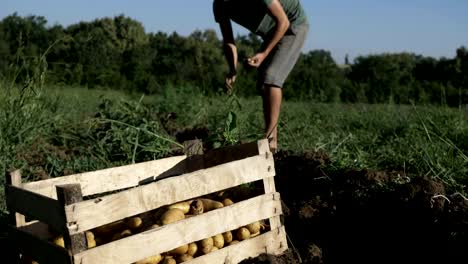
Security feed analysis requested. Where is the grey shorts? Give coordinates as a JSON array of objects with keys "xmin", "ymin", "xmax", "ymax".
[{"xmin": 257, "ymin": 22, "xmax": 309, "ymax": 91}]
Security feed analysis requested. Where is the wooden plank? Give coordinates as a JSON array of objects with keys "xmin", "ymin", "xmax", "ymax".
[
  {"xmin": 18, "ymin": 221, "xmax": 55, "ymax": 240},
  {"xmin": 8, "ymin": 226, "xmax": 71, "ymax": 264},
  {"xmin": 56, "ymin": 184, "xmax": 88, "ymax": 255},
  {"xmin": 73, "ymin": 193, "xmax": 283, "ymax": 264},
  {"xmin": 186, "ymin": 226, "xmax": 288, "ymax": 264},
  {"xmin": 65, "ymin": 154, "xmax": 275, "ymax": 235},
  {"xmin": 257, "ymin": 140, "xmax": 282, "ymax": 230},
  {"xmin": 22, "ymin": 155, "xmax": 187, "ymax": 198},
  {"xmin": 6, "ymin": 170, "xmax": 26, "ymax": 227},
  {"xmin": 5, "ymin": 169, "xmax": 24, "ymax": 264},
  {"xmin": 5, "ymin": 185, "xmax": 66, "ymax": 233}
]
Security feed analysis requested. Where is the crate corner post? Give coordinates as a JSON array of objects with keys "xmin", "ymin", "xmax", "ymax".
[{"xmin": 56, "ymin": 184, "xmax": 88, "ymax": 259}]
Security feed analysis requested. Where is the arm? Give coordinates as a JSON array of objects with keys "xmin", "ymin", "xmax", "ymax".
[
  {"xmin": 219, "ymin": 20, "xmax": 238, "ymax": 77},
  {"xmin": 248, "ymin": 0, "xmax": 290, "ymax": 67}
]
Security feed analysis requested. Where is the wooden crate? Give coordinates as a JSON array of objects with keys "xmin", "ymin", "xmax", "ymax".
[{"xmin": 5, "ymin": 139, "xmax": 288, "ymax": 264}]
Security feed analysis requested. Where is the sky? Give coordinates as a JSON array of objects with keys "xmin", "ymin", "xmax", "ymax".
[{"xmin": 2, "ymin": 0, "xmax": 468, "ymax": 64}]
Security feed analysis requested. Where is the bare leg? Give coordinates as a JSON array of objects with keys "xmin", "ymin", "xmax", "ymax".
[{"xmin": 262, "ymin": 85, "xmax": 282, "ymax": 152}]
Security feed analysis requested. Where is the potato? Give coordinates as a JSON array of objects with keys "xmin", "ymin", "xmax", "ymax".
[
  {"xmin": 189, "ymin": 199, "xmax": 204, "ymax": 215},
  {"xmin": 236, "ymin": 227, "xmax": 250, "ymax": 241},
  {"xmin": 126, "ymin": 217, "xmax": 143, "ymax": 230},
  {"xmin": 229, "ymin": 240, "xmax": 240, "ymax": 245},
  {"xmin": 160, "ymin": 209, "xmax": 185, "ymax": 225},
  {"xmin": 222, "ymin": 198, "xmax": 234, "ymax": 206},
  {"xmin": 146, "ymin": 224, "xmax": 160, "ymax": 231},
  {"xmin": 168, "ymin": 201, "xmax": 191, "ymax": 214},
  {"xmin": 86, "ymin": 231, "xmax": 96, "ymax": 248},
  {"xmin": 212, "ymin": 234, "xmax": 224, "ymax": 249},
  {"xmin": 177, "ymin": 254, "xmax": 193, "ymax": 263},
  {"xmin": 246, "ymin": 221, "xmax": 261, "ymax": 234},
  {"xmin": 222, "ymin": 231, "xmax": 233, "ymax": 243},
  {"xmin": 53, "ymin": 236, "xmax": 65, "ymax": 248},
  {"xmin": 111, "ymin": 229, "xmax": 132, "ymax": 241},
  {"xmin": 250, "ymin": 231, "xmax": 261, "ymax": 238},
  {"xmin": 168, "ymin": 244, "xmax": 188, "ymax": 255},
  {"xmin": 200, "ymin": 237, "xmax": 214, "ymax": 254},
  {"xmin": 200, "ymin": 198, "xmax": 224, "ymax": 211},
  {"xmin": 187, "ymin": 242, "xmax": 198, "ymax": 256},
  {"xmin": 210, "ymin": 247, "xmax": 219, "ymax": 252},
  {"xmin": 161, "ymin": 257, "xmax": 176, "ymax": 264},
  {"xmin": 135, "ymin": 254, "xmax": 162, "ymax": 264},
  {"xmin": 94, "ymin": 220, "xmax": 126, "ymax": 236}
]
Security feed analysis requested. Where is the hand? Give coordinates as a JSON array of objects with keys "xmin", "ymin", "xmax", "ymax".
[
  {"xmin": 247, "ymin": 52, "xmax": 267, "ymax": 68},
  {"xmin": 225, "ymin": 72, "xmax": 236, "ymax": 94}
]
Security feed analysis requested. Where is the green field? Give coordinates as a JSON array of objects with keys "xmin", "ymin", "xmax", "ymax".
[{"xmin": 1, "ymin": 84, "xmax": 467, "ymax": 216}]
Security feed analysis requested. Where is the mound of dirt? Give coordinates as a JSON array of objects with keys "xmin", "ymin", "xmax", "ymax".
[{"xmin": 245, "ymin": 150, "xmax": 468, "ymax": 264}]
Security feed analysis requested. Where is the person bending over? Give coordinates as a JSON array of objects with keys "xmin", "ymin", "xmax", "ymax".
[{"xmin": 213, "ymin": 0, "xmax": 309, "ymax": 152}]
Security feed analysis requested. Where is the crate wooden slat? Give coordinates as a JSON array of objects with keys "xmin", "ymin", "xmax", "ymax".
[
  {"xmin": 22, "ymin": 155, "xmax": 187, "ymax": 199},
  {"xmin": 73, "ymin": 193, "xmax": 282, "ymax": 264},
  {"xmin": 257, "ymin": 140, "xmax": 282, "ymax": 230},
  {"xmin": 185, "ymin": 226, "xmax": 288, "ymax": 264},
  {"xmin": 64, "ymin": 154, "xmax": 275, "ymax": 235},
  {"xmin": 8, "ymin": 225, "xmax": 71, "ymax": 264},
  {"xmin": 5, "ymin": 184, "xmax": 66, "ymax": 233},
  {"xmin": 22, "ymin": 141, "xmax": 264, "ymax": 200},
  {"xmin": 18, "ymin": 221, "xmax": 54, "ymax": 240}
]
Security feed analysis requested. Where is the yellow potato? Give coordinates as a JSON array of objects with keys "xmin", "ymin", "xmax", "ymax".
[
  {"xmin": 177, "ymin": 254, "xmax": 194, "ymax": 263},
  {"xmin": 222, "ymin": 198, "xmax": 234, "ymax": 206},
  {"xmin": 187, "ymin": 242, "xmax": 198, "ymax": 256},
  {"xmin": 94, "ymin": 220, "xmax": 126, "ymax": 237},
  {"xmin": 246, "ymin": 221, "xmax": 261, "ymax": 234},
  {"xmin": 135, "ymin": 254, "xmax": 162, "ymax": 264},
  {"xmin": 168, "ymin": 201, "xmax": 191, "ymax": 214},
  {"xmin": 111, "ymin": 229, "xmax": 132, "ymax": 241},
  {"xmin": 189, "ymin": 199, "xmax": 204, "ymax": 215},
  {"xmin": 200, "ymin": 237, "xmax": 214, "ymax": 254},
  {"xmin": 85, "ymin": 231, "xmax": 96, "ymax": 248},
  {"xmin": 212, "ymin": 234, "xmax": 224, "ymax": 249},
  {"xmin": 126, "ymin": 217, "xmax": 143, "ymax": 230},
  {"xmin": 236, "ymin": 227, "xmax": 250, "ymax": 241},
  {"xmin": 250, "ymin": 231, "xmax": 261, "ymax": 238},
  {"xmin": 168, "ymin": 244, "xmax": 188, "ymax": 255},
  {"xmin": 210, "ymin": 247, "xmax": 219, "ymax": 252},
  {"xmin": 146, "ymin": 224, "xmax": 160, "ymax": 231},
  {"xmin": 200, "ymin": 198, "xmax": 224, "ymax": 211},
  {"xmin": 160, "ymin": 209, "xmax": 185, "ymax": 225},
  {"xmin": 222, "ymin": 231, "xmax": 233, "ymax": 243},
  {"xmin": 161, "ymin": 256, "xmax": 176, "ymax": 264},
  {"xmin": 53, "ymin": 236, "xmax": 65, "ymax": 248}
]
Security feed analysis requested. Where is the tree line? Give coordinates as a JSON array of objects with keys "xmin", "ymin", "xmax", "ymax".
[{"xmin": 0, "ymin": 13, "xmax": 467, "ymax": 106}]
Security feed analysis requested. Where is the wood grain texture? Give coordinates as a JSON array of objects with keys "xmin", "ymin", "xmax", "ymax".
[
  {"xmin": 5, "ymin": 185, "xmax": 66, "ymax": 233},
  {"xmin": 6, "ymin": 170, "xmax": 26, "ymax": 227},
  {"xmin": 8, "ymin": 226, "xmax": 71, "ymax": 264},
  {"xmin": 257, "ymin": 140, "xmax": 282, "ymax": 230},
  {"xmin": 18, "ymin": 221, "xmax": 54, "ymax": 240},
  {"xmin": 73, "ymin": 193, "xmax": 282, "ymax": 264},
  {"xmin": 65, "ymin": 154, "xmax": 275, "ymax": 235},
  {"xmin": 22, "ymin": 155, "xmax": 187, "ymax": 198},
  {"xmin": 56, "ymin": 184, "xmax": 88, "ymax": 255},
  {"xmin": 185, "ymin": 226, "xmax": 288, "ymax": 264}
]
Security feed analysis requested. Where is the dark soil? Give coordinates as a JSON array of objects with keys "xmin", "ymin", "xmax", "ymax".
[{"xmin": 241, "ymin": 150, "xmax": 468, "ymax": 264}]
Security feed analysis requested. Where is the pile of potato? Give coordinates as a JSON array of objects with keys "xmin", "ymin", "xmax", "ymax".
[{"xmin": 48, "ymin": 193, "xmax": 268, "ymax": 264}]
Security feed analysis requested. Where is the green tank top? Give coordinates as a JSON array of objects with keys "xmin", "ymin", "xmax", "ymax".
[{"xmin": 213, "ymin": 0, "xmax": 308, "ymax": 37}]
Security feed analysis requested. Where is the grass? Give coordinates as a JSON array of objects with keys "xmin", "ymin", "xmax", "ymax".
[{"xmin": 0, "ymin": 84, "xmax": 467, "ymax": 218}]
